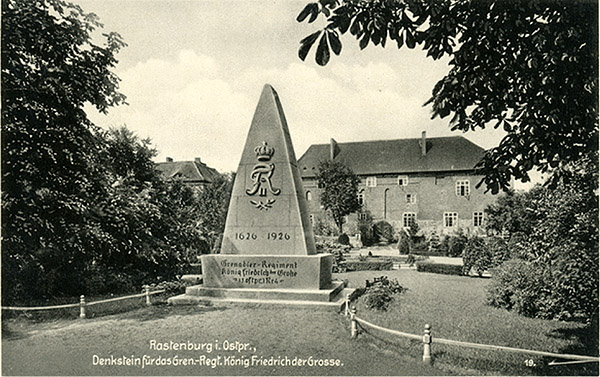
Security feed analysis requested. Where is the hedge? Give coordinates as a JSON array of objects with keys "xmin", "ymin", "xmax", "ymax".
[
  {"xmin": 412, "ymin": 249, "xmax": 448, "ymax": 257},
  {"xmin": 346, "ymin": 260, "xmax": 393, "ymax": 271},
  {"xmin": 416, "ymin": 261, "xmax": 464, "ymax": 276}
]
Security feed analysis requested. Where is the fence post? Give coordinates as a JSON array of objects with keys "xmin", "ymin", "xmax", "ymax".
[
  {"xmin": 144, "ymin": 285, "xmax": 152, "ymax": 306},
  {"xmin": 345, "ymin": 294, "xmax": 350, "ymax": 317},
  {"xmin": 79, "ymin": 295, "xmax": 86, "ymax": 319},
  {"xmin": 350, "ymin": 306, "xmax": 358, "ymax": 339},
  {"xmin": 423, "ymin": 324, "xmax": 432, "ymax": 365}
]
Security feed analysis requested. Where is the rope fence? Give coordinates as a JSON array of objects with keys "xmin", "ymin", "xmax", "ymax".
[
  {"xmin": 2, "ymin": 286, "xmax": 166, "ymax": 319},
  {"xmin": 344, "ymin": 295, "xmax": 599, "ymax": 367}
]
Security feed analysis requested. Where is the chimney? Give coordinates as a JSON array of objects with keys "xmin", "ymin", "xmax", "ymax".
[
  {"xmin": 166, "ymin": 157, "xmax": 173, "ymax": 162},
  {"xmin": 194, "ymin": 157, "xmax": 202, "ymax": 164},
  {"xmin": 420, "ymin": 131, "xmax": 427, "ymax": 156},
  {"xmin": 330, "ymin": 138, "xmax": 340, "ymax": 160}
]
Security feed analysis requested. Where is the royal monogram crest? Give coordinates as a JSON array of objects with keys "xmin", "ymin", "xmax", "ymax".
[{"xmin": 246, "ymin": 141, "xmax": 280, "ymax": 210}]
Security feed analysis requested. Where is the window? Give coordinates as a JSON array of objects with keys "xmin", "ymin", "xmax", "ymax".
[
  {"xmin": 366, "ymin": 176, "xmax": 377, "ymax": 187},
  {"xmin": 305, "ymin": 191, "xmax": 312, "ymax": 201},
  {"xmin": 358, "ymin": 213, "xmax": 368, "ymax": 221},
  {"xmin": 403, "ymin": 212, "xmax": 416, "ymax": 227},
  {"xmin": 444, "ymin": 212, "xmax": 458, "ymax": 227},
  {"xmin": 357, "ymin": 190, "xmax": 364, "ymax": 206},
  {"xmin": 473, "ymin": 212, "xmax": 484, "ymax": 227},
  {"xmin": 309, "ymin": 214, "xmax": 315, "ymax": 226},
  {"xmin": 406, "ymin": 193, "xmax": 416, "ymax": 204},
  {"xmin": 397, "ymin": 175, "xmax": 408, "ymax": 186},
  {"xmin": 456, "ymin": 180, "xmax": 470, "ymax": 196}
]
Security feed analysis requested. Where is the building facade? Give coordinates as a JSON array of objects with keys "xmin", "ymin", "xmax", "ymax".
[{"xmin": 298, "ymin": 132, "xmax": 503, "ymax": 236}]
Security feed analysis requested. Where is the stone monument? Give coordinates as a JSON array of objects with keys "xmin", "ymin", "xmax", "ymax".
[{"xmin": 169, "ymin": 84, "xmax": 352, "ymax": 310}]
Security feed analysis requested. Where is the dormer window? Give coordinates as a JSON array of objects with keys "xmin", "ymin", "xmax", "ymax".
[{"xmin": 366, "ymin": 176, "xmax": 377, "ymax": 187}]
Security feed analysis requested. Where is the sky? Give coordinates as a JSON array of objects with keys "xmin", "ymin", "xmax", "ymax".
[{"xmin": 79, "ymin": 0, "xmax": 535, "ymax": 188}]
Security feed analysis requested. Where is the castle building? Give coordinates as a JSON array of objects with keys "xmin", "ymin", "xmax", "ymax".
[{"xmin": 297, "ymin": 132, "xmax": 503, "ymax": 236}]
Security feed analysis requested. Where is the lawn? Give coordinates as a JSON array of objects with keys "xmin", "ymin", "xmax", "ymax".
[
  {"xmin": 2, "ymin": 299, "xmax": 442, "ymax": 376},
  {"xmin": 339, "ymin": 270, "xmax": 598, "ymax": 376}
]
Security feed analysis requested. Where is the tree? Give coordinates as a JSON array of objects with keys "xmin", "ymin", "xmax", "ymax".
[
  {"xmin": 102, "ymin": 126, "xmax": 158, "ymax": 189},
  {"xmin": 316, "ymin": 160, "xmax": 361, "ymax": 233},
  {"xmin": 486, "ymin": 155, "xmax": 598, "ymax": 321},
  {"xmin": 195, "ymin": 173, "xmax": 234, "ymax": 253},
  {"xmin": 2, "ymin": 0, "xmax": 126, "ymax": 301},
  {"xmin": 484, "ymin": 188, "xmax": 541, "ymax": 238},
  {"xmin": 296, "ymin": 0, "xmax": 598, "ymax": 193}
]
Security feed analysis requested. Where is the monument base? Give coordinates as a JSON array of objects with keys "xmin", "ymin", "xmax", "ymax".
[{"xmin": 168, "ymin": 254, "xmax": 355, "ymax": 311}]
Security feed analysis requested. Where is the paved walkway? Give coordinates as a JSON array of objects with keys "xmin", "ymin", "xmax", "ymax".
[{"xmin": 349, "ymin": 246, "xmax": 464, "ymax": 266}]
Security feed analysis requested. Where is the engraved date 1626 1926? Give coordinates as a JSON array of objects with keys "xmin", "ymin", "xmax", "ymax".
[{"xmin": 234, "ymin": 232, "xmax": 290, "ymax": 240}]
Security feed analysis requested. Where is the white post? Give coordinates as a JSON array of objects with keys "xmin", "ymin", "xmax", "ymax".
[
  {"xmin": 423, "ymin": 324, "xmax": 432, "ymax": 364},
  {"xmin": 79, "ymin": 295, "xmax": 86, "ymax": 319},
  {"xmin": 145, "ymin": 285, "xmax": 151, "ymax": 306},
  {"xmin": 350, "ymin": 306, "xmax": 358, "ymax": 339},
  {"xmin": 345, "ymin": 294, "xmax": 350, "ymax": 317}
]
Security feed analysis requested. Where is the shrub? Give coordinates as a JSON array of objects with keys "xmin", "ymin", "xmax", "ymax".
[
  {"xmin": 313, "ymin": 217, "xmax": 338, "ymax": 236},
  {"xmin": 489, "ymin": 249, "xmax": 599, "ymax": 321},
  {"xmin": 411, "ymin": 239, "xmax": 429, "ymax": 251},
  {"xmin": 315, "ymin": 239, "xmax": 350, "ymax": 273},
  {"xmin": 330, "ymin": 250, "xmax": 347, "ymax": 273},
  {"xmin": 486, "ymin": 259, "xmax": 555, "ymax": 318},
  {"xmin": 346, "ymin": 260, "xmax": 393, "ymax": 271},
  {"xmin": 428, "ymin": 231, "xmax": 441, "ymax": 252},
  {"xmin": 406, "ymin": 253, "xmax": 416, "ymax": 266},
  {"xmin": 416, "ymin": 261, "xmax": 464, "ymax": 276},
  {"xmin": 412, "ymin": 249, "xmax": 447, "ymax": 257},
  {"xmin": 462, "ymin": 236, "xmax": 491, "ymax": 276},
  {"xmin": 315, "ymin": 239, "xmax": 351, "ymax": 253},
  {"xmin": 486, "ymin": 236, "xmax": 511, "ymax": 268},
  {"xmin": 397, "ymin": 233, "xmax": 410, "ymax": 254},
  {"xmin": 337, "ymin": 233, "xmax": 350, "ymax": 245},
  {"xmin": 373, "ymin": 221, "xmax": 395, "ymax": 243},
  {"xmin": 447, "ymin": 232, "xmax": 468, "ymax": 257},
  {"xmin": 149, "ymin": 279, "xmax": 187, "ymax": 294},
  {"xmin": 439, "ymin": 235, "xmax": 449, "ymax": 254},
  {"xmin": 359, "ymin": 276, "xmax": 407, "ymax": 311},
  {"xmin": 357, "ymin": 212, "xmax": 375, "ymax": 246}
]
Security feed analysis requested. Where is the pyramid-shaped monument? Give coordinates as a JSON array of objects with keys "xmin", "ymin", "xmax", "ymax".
[
  {"xmin": 169, "ymin": 85, "xmax": 353, "ymax": 309},
  {"xmin": 220, "ymin": 84, "xmax": 316, "ymax": 256}
]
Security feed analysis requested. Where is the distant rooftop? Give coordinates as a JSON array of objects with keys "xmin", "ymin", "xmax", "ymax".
[
  {"xmin": 155, "ymin": 157, "xmax": 220, "ymax": 184},
  {"xmin": 298, "ymin": 134, "xmax": 486, "ymax": 178}
]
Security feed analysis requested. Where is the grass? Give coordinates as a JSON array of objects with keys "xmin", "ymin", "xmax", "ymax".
[
  {"xmin": 2, "ymin": 291, "xmax": 177, "ymax": 324},
  {"xmin": 338, "ymin": 270, "xmax": 598, "ymax": 376},
  {"xmin": 3, "ymin": 303, "xmax": 442, "ymax": 376}
]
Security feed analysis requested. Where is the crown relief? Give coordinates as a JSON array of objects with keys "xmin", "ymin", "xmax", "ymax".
[{"xmin": 254, "ymin": 141, "xmax": 274, "ymax": 161}]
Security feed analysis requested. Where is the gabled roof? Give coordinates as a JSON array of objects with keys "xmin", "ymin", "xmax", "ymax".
[
  {"xmin": 297, "ymin": 136, "xmax": 486, "ymax": 178},
  {"xmin": 155, "ymin": 159, "xmax": 220, "ymax": 184}
]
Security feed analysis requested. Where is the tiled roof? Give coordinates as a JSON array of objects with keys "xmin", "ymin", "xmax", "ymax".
[
  {"xmin": 155, "ymin": 159, "xmax": 220, "ymax": 183},
  {"xmin": 298, "ymin": 136, "xmax": 486, "ymax": 178}
]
